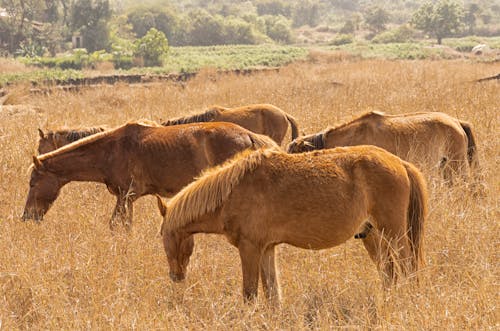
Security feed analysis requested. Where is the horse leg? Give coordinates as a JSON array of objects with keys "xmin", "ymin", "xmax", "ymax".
[
  {"xmin": 109, "ymin": 195, "xmax": 124, "ymax": 230},
  {"xmin": 366, "ymin": 208, "xmax": 413, "ymax": 286},
  {"xmin": 238, "ymin": 239, "xmax": 261, "ymax": 303},
  {"xmin": 109, "ymin": 194, "xmax": 134, "ymax": 230},
  {"xmin": 361, "ymin": 227, "xmax": 394, "ymax": 287},
  {"xmin": 260, "ymin": 245, "xmax": 280, "ymax": 303}
]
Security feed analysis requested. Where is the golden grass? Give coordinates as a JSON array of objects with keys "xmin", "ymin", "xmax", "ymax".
[
  {"xmin": 0, "ymin": 58, "xmax": 32, "ymax": 74},
  {"xmin": 0, "ymin": 59, "xmax": 499, "ymax": 329}
]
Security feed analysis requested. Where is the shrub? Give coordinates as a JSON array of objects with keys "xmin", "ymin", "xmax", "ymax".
[
  {"xmin": 372, "ymin": 25, "xmax": 416, "ymax": 44},
  {"xmin": 330, "ymin": 34, "xmax": 353, "ymax": 46},
  {"xmin": 133, "ymin": 28, "xmax": 169, "ymax": 67}
]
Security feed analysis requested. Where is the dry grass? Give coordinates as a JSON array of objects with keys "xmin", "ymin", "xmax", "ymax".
[
  {"xmin": 0, "ymin": 58, "xmax": 32, "ymax": 74},
  {"xmin": 0, "ymin": 59, "xmax": 499, "ymax": 329}
]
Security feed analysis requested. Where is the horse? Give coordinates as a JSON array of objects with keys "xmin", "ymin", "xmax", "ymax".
[
  {"xmin": 159, "ymin": 146, "xmax": 427, "ymax": 303},
  {"xmin": 162, "ymin": 104, "xmax": 299, "ymax": 145},
  {"xmin": 22, "ymin": 120, "xmax": 278, "ymax": 229},
  {"xmin": 287, "ymin": 111, "xmax": 479, "ymax": 184},
  {"xmin": 37, "ymin": 127, "xmax": 107, "ymax": 154}
]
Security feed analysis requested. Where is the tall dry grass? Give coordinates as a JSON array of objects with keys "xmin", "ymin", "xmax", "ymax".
[{"xmin": 0, "ymin": 59, "xmax": 498, "ymax": 329}]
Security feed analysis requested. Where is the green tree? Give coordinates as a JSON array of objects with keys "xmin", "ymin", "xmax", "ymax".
[
  {"xmin": 364, "ymin": 5, "xmax": 390, "ymax": 34},
  {"xmin": 133, "ymin": 28, "xmax": 168, "ymax": 67},
  {"xmin": 262, "ymin": 15, "xmax": 292, "ymax": 43},
  {"xmin": 0, "ymin": 0, "xmax": 45, "ymax": 53},
  {"xmin": 292, "ymin": 0, "xmax": 320, "ymax": 28},
  {"xmin": 256, "ymin": 0, "xmax": 291, "ymax": 17},
  {"xmin": 71, "ymin": 0, "xmax": 111, "ymax": 51},
  {"xmin": 464, "ymin": 3, "xmax": 481, "ymax": 34},
  {"xmin": 186, "ymin": 10, "xmax": 224, "ymax": 46},
  {"xmin": 411, "ymin": 0, "xmax": 464, "ymax": 44}
]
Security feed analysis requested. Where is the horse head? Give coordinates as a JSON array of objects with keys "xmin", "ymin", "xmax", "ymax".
[
  {"xmin": 158, "ymin": 195, "xmax": 195, "ymax": 282},
  {"xmin": 22, "ymin": 156, "xmax": 63, "ymax": 221},
  {"xmin": 37, "ymin": 129, "xmax": 56, "ymax": 155},
  {"xmin": 162, "ymin": 230, "xmax": 194, "ymax": 282},
  {"xmin": 286, "ymin": 135, "xmax": 318, "ymax": 153}
]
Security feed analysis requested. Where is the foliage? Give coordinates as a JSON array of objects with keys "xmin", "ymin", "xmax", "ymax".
[
  {"xmin": 411, "ymin": 1, "xmax": 464, "ymax": 44},
  {"xmin": 133, "ymin": 28, "xmax": 169, "ymax": 67},
  {"xmin": 330, "ymin": 34, "xmax": 354, "ymax": 46},
  {"xmin": 261, "ymin": 15, "xmax": 293, "ymax": 43},
  {"xmin": 364, "ymin": 5, "xmax": 390, "ymax": 34},
  {"xmin": 292, "ymin": 0, "xmax": 321, "ymax": 28},
  {"xmin": 256, "ymin": 0, "xmax": 291, "ymax": 17},
  {"xmin": 372, "ymin": 25, "xmax": 417, "ymax": 44},
  {"xmin": 71, "ymin": 0, "xmax": 112, "ymax": 52}
]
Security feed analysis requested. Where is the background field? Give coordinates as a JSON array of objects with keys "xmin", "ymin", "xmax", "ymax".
[{"xmin": 0, "ymin": 59, "xmax": 499, "ymax": 329}]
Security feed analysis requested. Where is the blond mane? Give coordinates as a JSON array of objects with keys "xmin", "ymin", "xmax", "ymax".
[
  {"xmin": 37, "ymin": 120, "xmax": 159, "ymax": 161},
  {"xmin": 163, "ymin": 148, "xmax": 274, "ymax": 232}
]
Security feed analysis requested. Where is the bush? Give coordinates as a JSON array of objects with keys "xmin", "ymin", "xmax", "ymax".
[
  {"xmin": 133, "ymin": 28, "xmax": 169, "ymax": 67},
  {"xmin": 372, "ymin": 25, "xmax": 416, "ymax": 44},
  {"xmin": 330, "ymin": 34, "xmax": 353, "ymax": 46}
]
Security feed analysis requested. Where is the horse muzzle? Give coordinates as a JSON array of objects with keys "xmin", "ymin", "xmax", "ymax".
[
  {"xmin": 169, "ymin": 271, "xmax": 185, "ymax": 282},
  {"xmin": 21, "ymin": 210, "xmax": 43, "ymax": 222}
]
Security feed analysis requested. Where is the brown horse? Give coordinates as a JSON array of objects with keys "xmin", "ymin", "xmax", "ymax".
[
  {"xmin": 287, "ymin": 111, "xmax": 479, "ymax": 183},
  {"xmin": 159, "ymin": 146, "xmax": 427, "ymax": 303},
  {"xmin": 162, "ymin": 104, "xmax": 299, "ymax": 145},
  {"xmin": 22, "ymin": 121, "xmax": 278, "ymax": 228},
  {"xmin": 37, "ymin": 127, "xmax": 107, "ymax": 154}
]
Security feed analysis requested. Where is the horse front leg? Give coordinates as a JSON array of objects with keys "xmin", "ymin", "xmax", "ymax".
[
  {"xmin": 109, "ymin": 194, "xmax": 134, "ymax": 231},
  {"xmin": 238, "ymin": 239, "xmax": 261, "ymax": 303},
  {"xmin": 260, "ymin": 245, "xmax": 281, "ymax": 304}
]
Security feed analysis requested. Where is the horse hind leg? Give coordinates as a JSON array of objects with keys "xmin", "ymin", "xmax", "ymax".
[
  {"xmin": 364, "ymin": 211, "xmax": 413, "ymax": 286},
  {"xmin": 260, "ymin": 245, "xmax": 281, "ymax": 304},
  {"xmin": 361, "ymin": 227, "xmax": 395, "ymax": 287}
]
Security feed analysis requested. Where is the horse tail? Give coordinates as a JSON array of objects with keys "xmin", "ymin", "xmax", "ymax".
[
  {"xmin": 404, "ymin": 162, "xmax": 428, "ymax": 272},
  {"xmin": 459, "ymin": 120, "xmax": 478, "ymax": 169},
  {"xmin": 285, "ymin": 114, "xmax": 300, "ymax": 140},
  {"xmin": 249, "ymin": 132, "xmax": 279, "ymax": 150}
]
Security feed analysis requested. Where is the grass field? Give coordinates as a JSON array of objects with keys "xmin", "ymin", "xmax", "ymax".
[{"xmin": 0, "ymin": 58, "xmax": 499, "ymax": 329}]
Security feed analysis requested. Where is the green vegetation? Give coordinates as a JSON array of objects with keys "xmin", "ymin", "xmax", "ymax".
[
  {"xmin": 160, "ymin": 44, "xmax": 307, "ymax": 73},
  {"xmin": 1, "ymin": 0, "xmax": 499, "ymax": 59},
  {"xmin": 0, "ymin": 69, "xmax": 83, "ymax": 88},
  {"xmin": 411, "ymin": 0, "xmax": 465, "ymax": 44}
]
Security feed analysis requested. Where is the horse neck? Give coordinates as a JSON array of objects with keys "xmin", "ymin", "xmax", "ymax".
[
  {"xmin": 179, "ymin": 211, "xmax": 225, "ymax": 235},
  {"xmin": 327, "ymin": 122, "xmax": 361, "ymax": 145},
  {"xmin": 42, "ymin": 143, "xmax": 109, "ymax": 183}
]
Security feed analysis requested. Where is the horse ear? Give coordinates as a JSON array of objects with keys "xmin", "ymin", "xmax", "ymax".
[
  {"xmin": 38, "ymin": 128, "xmax": 45, "ymax": 139},
  {"xmin": 32, "ymin": 156, "xmax": 44, "ymax": 170},
  {"xmin": 156, "ymin": 195, "xmax": 167, "ymax": 217}
]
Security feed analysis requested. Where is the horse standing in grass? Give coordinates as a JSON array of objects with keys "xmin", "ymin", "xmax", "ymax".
[
  {"xmin": 162, "ymin": 104, "xmax": 299, "ymax": 145},
  {"xmin": 22, "ymin": 121, "xmax": 278, "ymax": 229},
  {"xmin": 37, "ymin": 127, "xmax": 107, "ymax": 154},
  {"xmin": 159, "ymin": 146, "xmax": 427, "ymax": 303},
  {"xmin": 287, "ymin": 111, "xmax": 479, "ymax": 184}
]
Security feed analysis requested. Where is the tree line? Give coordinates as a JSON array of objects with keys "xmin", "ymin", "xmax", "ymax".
[{"xmin": 0, "ymin": 0, "xmax": 498, "ymax": 58}]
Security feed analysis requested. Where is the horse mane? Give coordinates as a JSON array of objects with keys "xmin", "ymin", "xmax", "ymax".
[
  {"xmin": 163, "ymin": 148, "xmax": 273, "ymax": 232},
  {"xmin": 63, "ymin": 127, "xmax": 106, "ymax": 142},
  {"xmin": 325, "ymin": 111, "xmax": 386, "ymax": 134},
  {"xmin": 37, "ymin": 120, "xmax": 159, "ymax": 161},
  {"xmin": 163, "ymin": 108, "xmax": 220, "ymax": 125}
]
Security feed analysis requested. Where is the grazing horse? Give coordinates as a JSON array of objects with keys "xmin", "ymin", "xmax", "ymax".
[
  {"xmin": 287, "ymin": 111, "xmax": 479, "ymax": 183},
  {"xmin": 159, "ymin": 146, "xmax": 427, "ymax": 303},
  {"xmin": 162, "ymin": 104, "xmax": 299, "ymax": 145},
  {"xmin": 22, "ymin": 121, "xmax": 278, "ymax": 229},
  {"xmin": 37, "ymin": 127, "xmax": 107, "ymax": 154}
]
